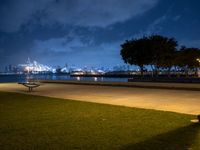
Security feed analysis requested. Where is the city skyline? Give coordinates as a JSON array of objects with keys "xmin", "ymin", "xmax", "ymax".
[
  {"xmin": 3, "ymin": 57, "xmax": 134, "ymax": 74},
  {"xmin": 0, "ymin": 0, "xmax": 200, "ymax": 71}
]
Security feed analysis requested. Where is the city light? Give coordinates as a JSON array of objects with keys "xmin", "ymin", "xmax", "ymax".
[{"xmin": 19, "ymin": 58, "xmax": 52, "ymax": 73}]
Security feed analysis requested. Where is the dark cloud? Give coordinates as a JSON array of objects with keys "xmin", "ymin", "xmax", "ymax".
[
  {"xmin": 31, "ymin": 32, "xmax": 122, "ymax": 67},
  {"xmin": 0, "ymin": 0, "xmax": 158, "ymax": 32},
  {"xmin": 0, "ymin": 0, "xmax": 200, "ymax": 70}
]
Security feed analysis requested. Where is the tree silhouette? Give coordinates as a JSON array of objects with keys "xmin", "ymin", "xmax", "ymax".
[
  {"xmin": 175, "ymin": 47, "xmax": 200, "ymax": 76},
  {"xmin": 120, "ymin": 35, "xmax": 200, "ymax": 77},
  {"xmin": 120, "ymin": 37, "xmax": 151, "ymax": 76},
  {"xmin": 148, "ymin": 35, "xmax": 178, "ymax": 76}
]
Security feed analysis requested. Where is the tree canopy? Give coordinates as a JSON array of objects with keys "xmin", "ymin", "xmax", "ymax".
[
  {"xmin": 120, "ymin": 35, "xmax": 200, "ymax": 76},
  {"xmin": 148, "ymin": 35, "xmax": 177, "ymax": 71},
  {"xmin": 175, "ymin": 47, "xmax": 200, "ymax": 75},
  {"xmin": 120, "ymin": 37, "xmax": 151, "ymax": 75}
]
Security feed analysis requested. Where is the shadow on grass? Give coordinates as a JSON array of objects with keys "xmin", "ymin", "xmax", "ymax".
[{"xmin": 121, "ymin": 123, "xmax": 200, "ymax": 150}]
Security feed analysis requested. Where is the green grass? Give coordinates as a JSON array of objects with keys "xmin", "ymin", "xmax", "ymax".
[{"xmin": 0, "ymin": 91, "xmax": 199, "ymax": 150}]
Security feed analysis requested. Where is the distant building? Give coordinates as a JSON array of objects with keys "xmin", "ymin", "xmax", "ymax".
[{"xmin": 18, "ymin": 58, "xmax": 52, "ymax": 74}]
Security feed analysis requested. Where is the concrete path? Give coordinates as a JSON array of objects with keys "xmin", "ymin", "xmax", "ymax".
[
  {"xmin": 0, "ymin": 83, "xmax": 200, "ymax": 115},
  {"xmin": 41, "ymin": 80, "xmax": 200, "ymax": 91}
]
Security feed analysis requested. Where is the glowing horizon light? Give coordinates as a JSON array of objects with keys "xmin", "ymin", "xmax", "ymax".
[
  {"xmin": 94, "ymin": 77, "xmax": 98, "ymax": 81},
  {"xmin": 19, "ymin": 58, "xmax": 52, "ymax": 73}
]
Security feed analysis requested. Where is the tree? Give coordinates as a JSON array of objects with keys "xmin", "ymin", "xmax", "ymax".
[
  {"xmin": 120, "ymin": 37, "xmax": 152, "ymax": 76},
  {"xmin": 175, "ymin": 47, "xmax": 200, "ymax": 76},
  {"xmin": 148, "ymin": 35, "xmax": 178, "ymax": 76}
]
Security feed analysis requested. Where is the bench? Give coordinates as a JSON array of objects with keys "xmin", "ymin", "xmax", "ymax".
[{"xmin": 18, "ymin": 82, "xmax": 41, "ymax": 92}]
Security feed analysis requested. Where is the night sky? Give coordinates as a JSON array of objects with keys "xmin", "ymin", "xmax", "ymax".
[{"xmin": 0, "ymin": 0, "xmax": 200, "ymax": 70}]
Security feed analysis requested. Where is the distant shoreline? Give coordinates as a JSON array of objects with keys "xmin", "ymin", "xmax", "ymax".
[{"xmin": 0, "ymin": 73, "xmax": 200, "ymax": 83}]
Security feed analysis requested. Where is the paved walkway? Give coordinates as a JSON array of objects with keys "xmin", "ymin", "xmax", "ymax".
[
  {"xmin": 0, "ymin": 83, "xmax": 200, "ymax": 115},
  {"xmin": 41, "ymin": 80, "xmax": 200, "ymax": 91}
]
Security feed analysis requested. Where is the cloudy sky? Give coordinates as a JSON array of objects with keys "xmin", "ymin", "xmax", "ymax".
[{"xmin": 0, "ymin": 0, "xmax": 200, "ymax": 70}]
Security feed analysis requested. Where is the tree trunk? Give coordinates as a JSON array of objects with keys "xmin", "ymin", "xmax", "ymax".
[
  {"xmin": 194, "ymin": 68, "xmax": 198, "ymax": 77},
  {"xmin": 185, "ymin": 67, "xmax": 189, "ymax": 77},
  {"xmin": 167, "ymin": 67, "xmax": 171, "ymax": 77},
  {"xmin": 150, "ymin": 65, "xmax": 154, "ymax": 77},
  {"xmin": 140, "ymin": 65, "xmax": 144, "ymax": 76},
  {"xmin": 175, "ymin": 66, "xmax": 180, "ymax": 77},
  {"xmin": 154, "ymin": 66, "xmax": 159, "ymax": 77}
]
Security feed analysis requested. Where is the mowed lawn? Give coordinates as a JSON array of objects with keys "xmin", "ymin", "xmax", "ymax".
[{"xmin": 0, "ymin": 91, "xmax": 200, "ymax": 150}]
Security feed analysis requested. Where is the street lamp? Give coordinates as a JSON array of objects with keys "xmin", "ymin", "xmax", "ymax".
[{"xmin": 197, "ymin": 58, "xmax": 200, "ymax": 63}]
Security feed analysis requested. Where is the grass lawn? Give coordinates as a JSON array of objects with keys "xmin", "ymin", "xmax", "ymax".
[{"xmin": 0, "ymin": 91, "xmax": 199, "ymax": 150}]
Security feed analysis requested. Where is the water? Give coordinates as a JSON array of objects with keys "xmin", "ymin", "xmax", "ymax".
[{"xmin": 0, "ymin": 74, "xmax": 128, "ymax": 83}]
